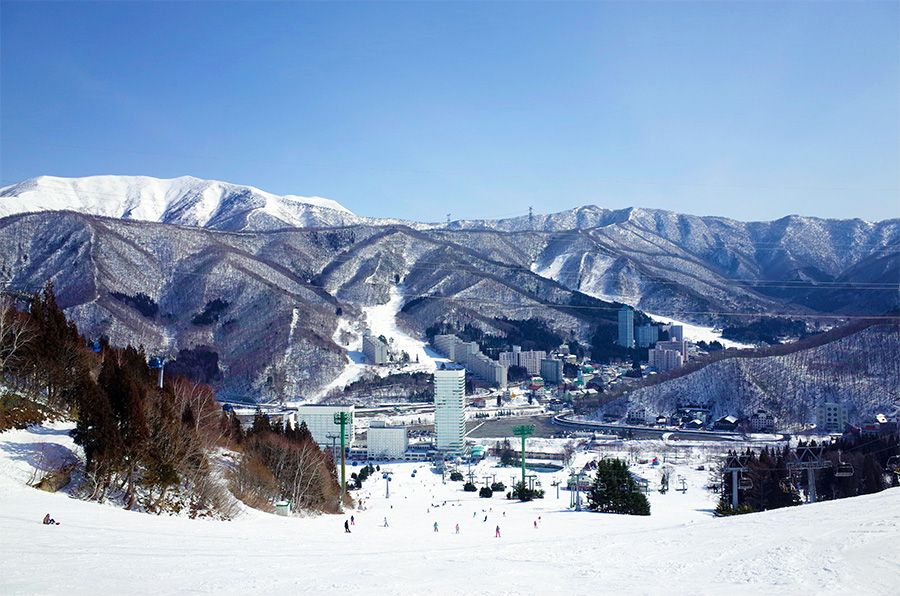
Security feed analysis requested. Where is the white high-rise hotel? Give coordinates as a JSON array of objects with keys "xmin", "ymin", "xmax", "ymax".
[{"xmin": 434, "ymin": 365, "xmax": 466, "ymax": 452}]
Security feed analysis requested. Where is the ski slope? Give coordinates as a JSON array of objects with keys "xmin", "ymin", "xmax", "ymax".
[
  {"xmin": 314, "ymin": 286, "xmax": 446, "ymax": 400},
  {"xmin": 1, "ymin": 423, "xmax": 898, "ymax": 595},
  {"xmin": 646, "ymin": 312, "xmax": 754, "ymax": 350},
  {"xmin": 363, "ymin": 285, "xmax": 444, "ymax": 371}
]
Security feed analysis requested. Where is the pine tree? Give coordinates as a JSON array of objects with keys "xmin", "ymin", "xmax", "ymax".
[
  {"xmin": 587, "ymin": 458, "xmax": 650, "ymax": 516},
  {"xmin": 249, "ymin": 408, "xmax": 272, "ymax": 435}
]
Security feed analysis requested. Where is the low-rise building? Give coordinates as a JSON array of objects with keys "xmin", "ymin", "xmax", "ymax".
[
  {"xmin": 500, "ymin": 345, "xmax": 546, "ymax": 376},
  {"xmin": 816, "ymin": 402, "xmax": 849, "ymax": 433},
  {"xmin": 362, "ymin": 332, "xmax": 391, "ymax": 365},
  {"xmin": 655, "ymin": 339, "xmax": 688, "ymax": 361},
  {"xmin": 293, "ymin": 404, "xmax": 355, "ymax": 448},
  {"xmin": 648, "ymin": 348, "xmax": 683, "ymax": 372},
  {"xmin": 432, "ymin": 334, "xmax": 507, "ymax": 387},
  {"xmin": 714, "ymin": 415, "xmax": 740, "ymax": 431},
  {"xmin": 750, "ymin": 410, "xmax": 776, "ymax": 433},
  {"xmin": 366, "ymin": 421, "xmax": 408, "ymax": 460}
]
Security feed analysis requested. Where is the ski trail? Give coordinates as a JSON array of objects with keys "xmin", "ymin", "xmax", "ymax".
[{"xmin": 280, "ymin": 307, "xmax": 301, "ymax": 398}]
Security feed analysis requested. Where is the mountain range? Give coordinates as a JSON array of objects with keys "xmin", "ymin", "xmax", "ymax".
[{"xmin": 1, "ymin": 175, "xmax": 897, "ymax": 401}]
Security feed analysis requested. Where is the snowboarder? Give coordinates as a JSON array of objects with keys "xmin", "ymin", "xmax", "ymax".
[
  {"xmin": 344, "ymin": 520, "xmax": 351, "ymax": 533},
  {"xmin": 495, "ymin": 525, "xmax": 501, "ymax": 538},
  {"xmin": 42, "ymin": 514, "xmax": 58, "ymax": 525},
  {"xmin": 433, "ymin": 521, "xmax": 439, "ymax": 533}
]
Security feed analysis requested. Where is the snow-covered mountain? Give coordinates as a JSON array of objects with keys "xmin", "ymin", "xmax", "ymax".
[
  {"xmin": 0, "ymin": 175, "xmax": 366, "ymax": 231},
  {"xmin": 3, "ymin": 175, "xmax": 896, "ymax": 321},
  {"xmin": 0, "ymin": 211, "xmax": 623, "ymax": 399},
  {"xmin": 0, "ymin": 174, "xmax": 896, "ymax": 400}
]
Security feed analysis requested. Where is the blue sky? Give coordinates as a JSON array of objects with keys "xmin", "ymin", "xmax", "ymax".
[{"xmin": 1, "ymin": 1, "xmax": 897, "ymax": 222}]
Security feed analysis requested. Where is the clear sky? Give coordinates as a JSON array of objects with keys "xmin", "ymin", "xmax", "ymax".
[{"xmin": 1, "ymin": 1, "xmax": 897, "ymax": 222}]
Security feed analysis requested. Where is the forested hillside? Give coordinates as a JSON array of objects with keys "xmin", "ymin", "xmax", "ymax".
[
  {"xmin": 0, "ymin": 287, "xmax": 343, "ymax": 517},
  {"xmin": 597, "ymin": 323, "xmax": 900, "ymax": 426}
]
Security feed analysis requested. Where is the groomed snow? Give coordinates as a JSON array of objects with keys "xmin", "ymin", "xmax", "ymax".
[
  {"xmin": 646, "ymin": 312, "xmax": 754, "ymax": 350},
  {"xmin": 1, "ymin": 423, "xmax": 898, "ymax": 595},
  {"xmin": 362, "ymin": 286, "xmax": 444, "ymax": 372},
  {"xmin": 314, "ymin": 286, "xmax": 447, "ymax": 400}
]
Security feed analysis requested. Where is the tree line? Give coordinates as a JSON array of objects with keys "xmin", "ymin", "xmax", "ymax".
[
  {"xmin": 0, "ymin": 284, "xmax": 343, "ymax": 517},
  {"xmin": 714, "ymin": 436, "xmax": 897, "ymax": 516}
]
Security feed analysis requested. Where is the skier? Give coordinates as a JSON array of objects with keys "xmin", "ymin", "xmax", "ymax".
[
  {"xmin": 433, "ymin": 521, "xmax": 439, "ymax": 533},
  {"xmin": 455, "ymin": 523, "xmax": 460, "ymax": 534},
  {"xmin": 351, "ymin": 515, "xmax": 355, "ymax": 526},
  {"xmin": 534, "ymin": 520, "xmax": 538, "ymax": 529},
  {"xmin": 344, "ymin": 519, "xmax": 351, "ymax": 533},
  {"xmin": 483, "ymin": 514, "xmax": 488, "ymax": 522},
  {"xmin": 383, "ymin": 517, "xmax": 389, "ymax": 528},
  {"xmin": 495, "ymin": 525, "xmax": 501, "ymax": 538}
]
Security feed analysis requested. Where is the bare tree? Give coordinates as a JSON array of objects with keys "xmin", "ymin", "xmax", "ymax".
[
  {"xmin": 171, "ymin": 377, "xmax": 223, "ymax": 447},
  {"xmin": 0, "ymin": 297, "xmax": 33, "ymax": 375},
  {"xmin": 562, "ymin": 441, "xmax": 576, "ymax": 470}
]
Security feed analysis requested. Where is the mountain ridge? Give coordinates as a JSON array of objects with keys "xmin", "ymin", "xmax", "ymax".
[{"xmin": 2, "ymin": 175, "xmax": 898, "ymax": 231}]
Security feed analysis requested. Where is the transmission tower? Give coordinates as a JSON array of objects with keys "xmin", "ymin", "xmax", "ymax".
[{"xmin": 528, "ymin": 206, "xmax": 534, "ymax": 230}]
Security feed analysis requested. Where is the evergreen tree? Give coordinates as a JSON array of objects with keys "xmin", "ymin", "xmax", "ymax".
[
  {"xmin": 249, "ymin": 408, "xmax": 272, "ymax": 435},
  {"xmin": 587, "ymin": 458, "xmax": 650, "ymax": 516}
]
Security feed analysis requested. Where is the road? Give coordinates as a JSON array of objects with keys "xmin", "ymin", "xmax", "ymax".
[{"xmin": 552, "ymin": 414, "xmax": 789, "ymax": 442}]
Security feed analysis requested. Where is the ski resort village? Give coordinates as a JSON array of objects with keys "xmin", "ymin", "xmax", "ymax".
[
  {"xmin": 1, "ymin": 274, "xmax": 898, "ymax": 594},
  {"xmin": 2, "ymin": 1, "xmax": 899, "ymax": 594}
]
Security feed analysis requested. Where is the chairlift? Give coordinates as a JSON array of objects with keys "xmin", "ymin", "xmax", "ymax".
[
  {"xmin": 148, "ymin": 356, "xmax": 164, "ymax": 369},
  {"xmin": 834, "ymin": 463, "xmax": 854, "ymax": 478},
  {"xmin": 886, "ymin": 455, "xmax": 900, "ymax": 474},
  {"xmin": 834, "ymin": 451, "xmax": 854, "ymax": 478},
  {"xmin": 739, "ymin": 475, "xmax": 753, "ymax": 490}
]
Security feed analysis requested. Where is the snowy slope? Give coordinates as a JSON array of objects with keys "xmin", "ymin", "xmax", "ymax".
[
  {"xmin": 362, "ymin": 285, "xmax": 443, "ymax": 371},
  {"xmin": 2, "ymin": 422, "xmax": 899, "ymax": 595},
  {"xmin": 0, "ymin": 175, "xmax": 358, "ymax": 231},
  {"xmin": 646, "ymin": 312, "xmax": 754, "ymax": 349},
  {"xmin": 312, "ymin": 286, "xmax": 447, "ymax": 399}
]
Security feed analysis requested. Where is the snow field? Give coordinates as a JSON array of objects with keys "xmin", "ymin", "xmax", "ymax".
[
  {"xmin": 315, "ymin": 285, "xmax": 447, "ymax": 400},
  {"xmin": 2, "ymin": 423, "xmax": 898, "ymax": 595}
]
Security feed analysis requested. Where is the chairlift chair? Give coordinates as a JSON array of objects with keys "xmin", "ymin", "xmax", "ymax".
[
  {"xmin": 887, "ymin": 455, "xmax": 900, "ymax": 475},
  {"xmin": 739, "ymin": 475, "xmax": 753, "ymax": 490},
  {"xmin": 834, "ymin": 463, "xmax": 854, "ymax": 478},
  {"xmin": 834, "ymin": 451, "xmax": 854, "ymax": 478}
]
